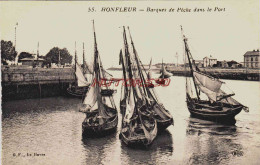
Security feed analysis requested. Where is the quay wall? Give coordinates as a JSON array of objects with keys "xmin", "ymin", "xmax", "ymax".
[
  {"xmin": 108, "ymin": 67, "xmax": 260, "ymax": 81},
  {"xmin": 1, "ymin": 67, "xmax": 75, "ymax": 100}
]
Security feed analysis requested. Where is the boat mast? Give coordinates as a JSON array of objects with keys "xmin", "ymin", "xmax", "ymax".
[
  {"xmin": 119, "ymin": 49, "xmax": 128, "ymax": 94},
  {"xmin": 127, "ymin": 27, "xmax": 149, "ymax": 98},
  {"xmin": 83, "ymin": 42, "xmax": 86, "ymax": 74},
  {"xmin": 37, "ymin": 42, "xmax": 39, "ymax": 67},
  {"xmin": 181, "ymin": 26, "xmax": 200, "ymax": 100},
  {"xmin": 161, "ymin": 59, "xmax": 164, "ymax": 78},
  {"xmin": 58, "ymin": 51, "xmax": 61, "ymax": 67},
  {"xmin": 74, "ymin": 41, "xmax": 77, "ymax": 69},
  {"xmin": 123, "ymin": 26, "xmax": 139, "ymax": 107}
]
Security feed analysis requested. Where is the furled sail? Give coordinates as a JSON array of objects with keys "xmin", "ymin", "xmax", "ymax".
[
  {"xmin": 76, "ymin": 63, "xmax": 90, "ymax": 87},
  {"xmin": 124, "ymin": 87, "xmax": 136, "ymax": 123}
]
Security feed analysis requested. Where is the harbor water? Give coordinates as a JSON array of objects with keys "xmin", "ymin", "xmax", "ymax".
[{"xmin": 2, "ymin": 71, "xmax": 260, "ymax": 165}]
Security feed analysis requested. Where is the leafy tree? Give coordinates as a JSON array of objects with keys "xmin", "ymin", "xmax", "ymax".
[
  {"xmin": 45, "ymin": 47, "xmax": 72, "ymax": 65},
  {"xmin": 18, "ymin": 52, "xmax": 33, "ymax": 62},
  {"xmin": 227, "ymin": 60, "xmax": 238, "ymax": 67},
  {"xmin": 1, "ymin": 40, "xmax": 17, "ymax": 64}
]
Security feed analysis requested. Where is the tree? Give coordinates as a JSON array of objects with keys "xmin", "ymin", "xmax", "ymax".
[
  {"xmin": 227, "ymin": 60, "xmax": 238, "ymax": 67},
  {"xmin": 1, "ymin": 40, "xmax": 17, "ymax": 64},
  {"xmin": 45, "ymin": 47, "xmax": 72, "ymax": 66},
  {"xmin": 18, "ymin": 52, "xmax": 33, "ymax": 62}
]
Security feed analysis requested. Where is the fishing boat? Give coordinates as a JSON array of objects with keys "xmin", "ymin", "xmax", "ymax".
[
  {"xmin": 125, "ymin": 27, "xmax": 173, "ymax": 131},
  {"xmin": 119, "ymin": 26, "xmax": 157, "ymax": 147},
  {"xmin": 181, "ymin": 26, "xmax": 249, "ymax": 124},
  {"xmin": 67, "ymin": 42, "xmax": 90, "ymax": 98},
  {"xmin": 80, "ymin": 21, "xmax": 118, "ymax": 137},
  {"xmin": 146, "ymin": 58, "xmax": 155, "ymax": 88},
  {"xmin": 156, "ymin": 60, "xmax": 172, "ymax": 85}
]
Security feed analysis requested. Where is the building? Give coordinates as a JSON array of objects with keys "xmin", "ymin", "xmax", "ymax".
[
  {"xmin": 194, "ymin": 60, "xmax": 203, "ymax": 68},
  {"xmin": 216, "ymin": 60, "xmax": 228, "ymax": 68},
  {"xmin": 20, "ymin": 57, "xmax": 44, "ymax": 67},
  {"xmin": 244, "ymin": 49, "xmax": 260, "ymax": 68},
  {"xmin": 203, "ymin": 55, "xmax": 217, "ymax": 67}
]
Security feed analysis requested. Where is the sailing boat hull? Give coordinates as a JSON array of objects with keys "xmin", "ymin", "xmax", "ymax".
[
  {"xmin": 66, "ymin": 86, "xmax": 89, "ymax": 98},
  {"xmin": 119, "ymin": 132, "xmax": 150, "ymax": 148},
  {"xmin": 119, "ymin": 106, "xmax": 158, "ymax": 148},
  {"xmin": 139, "ymin": 106, "xmax": 173, "ymax": 131},
  {"xmin": 187, "ymin": 98, "xmax": 243, "ymax": 124},
  {"xmin": 157, "ymin": 118, "xmax": 174, "ymax": 131},
  {"xmin": 82, "ymin": 107, "xmax": 118, "ymax": 137}
]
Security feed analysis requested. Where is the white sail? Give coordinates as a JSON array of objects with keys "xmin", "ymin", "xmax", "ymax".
[
  {"xmin": 124, "ymin": 88, "xmax": 135, "ymax": 123},
  {"xmin": 160, "ymin": 63, "xmax": 172, "ymax": 78},
  {"xmin": 82, "ymin": 84, "xmax": 97, "ymax": 111},
  {"xmin": 193, "ymin": 71, "xmax": 222, "ymax": 92},
  {"xmin": 76, "ymin": 63, "xmax": 90, "ymax": 87},
  {"xmin": 147, "ymin": 58, "xmax": 152, "ymax": 79}
]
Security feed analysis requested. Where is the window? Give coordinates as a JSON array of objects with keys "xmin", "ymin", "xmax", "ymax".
[
  {"xmin": 251, "ymin": 57, "xmax": 253, "ymax": 61},
  {"xmin": 256, "ymin": 57, "xmax": 258, "ymax": 61},
  {"xmin": 256, "ymin": 63, "xmax": 258, "ymax": 67}
]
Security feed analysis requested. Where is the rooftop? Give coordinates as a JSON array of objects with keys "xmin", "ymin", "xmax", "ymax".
[
  {"xmin": 20, "ymin": 57, "xmax": 44, "ymax": 61},
  {"xmin": 244, "ymin": 50, "xmax": 260, "ymax": 56}
]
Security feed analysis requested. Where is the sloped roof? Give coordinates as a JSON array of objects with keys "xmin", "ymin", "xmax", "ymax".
[
  {"xmin": 244, "ymin": 51, "xmax": 260, "ymax": 56},
  {"xmin": 203, "ymin": 56, "xmax": 217, "ymax": 60},
  {"xmin": 20, "ymin": 58, "xmax": 44, "ymax": 61}
]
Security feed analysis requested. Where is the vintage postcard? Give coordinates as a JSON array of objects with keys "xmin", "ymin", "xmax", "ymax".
[{"xmin": 1, "ymin": 0, "xmax": 259, "ymax": 165}]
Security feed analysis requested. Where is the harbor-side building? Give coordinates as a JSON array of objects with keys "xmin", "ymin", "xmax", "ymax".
[
  {"xmin": 203, "ymin": 56, "xmax": 217, "ymax": 67},
  {"xmin": 20, "ymin": 57, "xmax": 44, "ymax": 67},
  {"xmin": 244, "ymin": 49, "xmax": 260, "ymax": 68}
]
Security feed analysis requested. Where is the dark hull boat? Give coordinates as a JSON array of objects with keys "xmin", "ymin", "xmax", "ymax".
[
  {"xmin": 67, "ymin": 43, "xmax": 90, "ymax": 98},
  {"xmin": 100, "ymin": 89, "xmax": 116, "ymax": 96},
  {"xmin": 82, "ymin": 106, "xmax": 118, "ymax": 137},
  {"xmin": 156, "ymin": 59, "xmax": 172, "ymax": 85},
  {"xmin": 66, "ymin": 84, "xmax": 88, "ymax": 98},
  {"xmin": 187, "ymin": 97, "xmax": 243, "ymax": 124},
  {"xmin": 119, "ymin": 106, "xmax": 158, "ymax": 148},
  {"xmin": 181, "ymin": 26, "xmax": 248, "ymax": 124},
  {"xmin": 80, "ymin": 21, "xmax": 118, "ymax": 138},
  {"xmin": 119, "ymin": 27, "xmax": 158, "ymax": 147},
  {"xmin": 139, "ymin": 101, "xmax": 174, "ymax": 131}
]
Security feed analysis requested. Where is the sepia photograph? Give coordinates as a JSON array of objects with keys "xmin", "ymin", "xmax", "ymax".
[{"xmin": 1, "ymin": 0, "xmax": 259, "ymax": 164}]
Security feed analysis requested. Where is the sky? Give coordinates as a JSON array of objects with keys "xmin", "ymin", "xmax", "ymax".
[{"xmin": 0, "ymin": 1, "xmax": 259, "ymax": 68}]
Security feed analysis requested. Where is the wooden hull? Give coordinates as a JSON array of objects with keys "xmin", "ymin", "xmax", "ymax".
[
  {"xmin": 119, "ymin": 108, "xmax": 158, "ymax": 147},
  {"xmin": 157, "ymin": 118, "xmax": 174, "ymax": 131},
  {"xmin": 139, "ymin": 107, "xmax": 173, "ymax": 131},
  {"xmin": 119, "ymin": 132, "xmax": 151, "ymax": 148},
  {"xmin": 66, "ymin": 86, "xmax": 88, "ymax": 98},
  {"xmin": 187, "ymin": 98, "xmax": 243, "ymax": 124},
  {"xmin": 82, "ymin": 108, "xmax": 118, "ymax": 137}
]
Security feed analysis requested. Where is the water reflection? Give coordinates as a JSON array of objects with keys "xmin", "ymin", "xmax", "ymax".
[
  {"xmin": 185, "ymin": 117, "xmax": 243, "ymax": 165},
  {"xmin": 120, "ymin": 130, "xmax": 173, "ymax": 164},
  {"xmin": 81, "ymin": 133, "xmax": 118, "ymax": 165}
]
